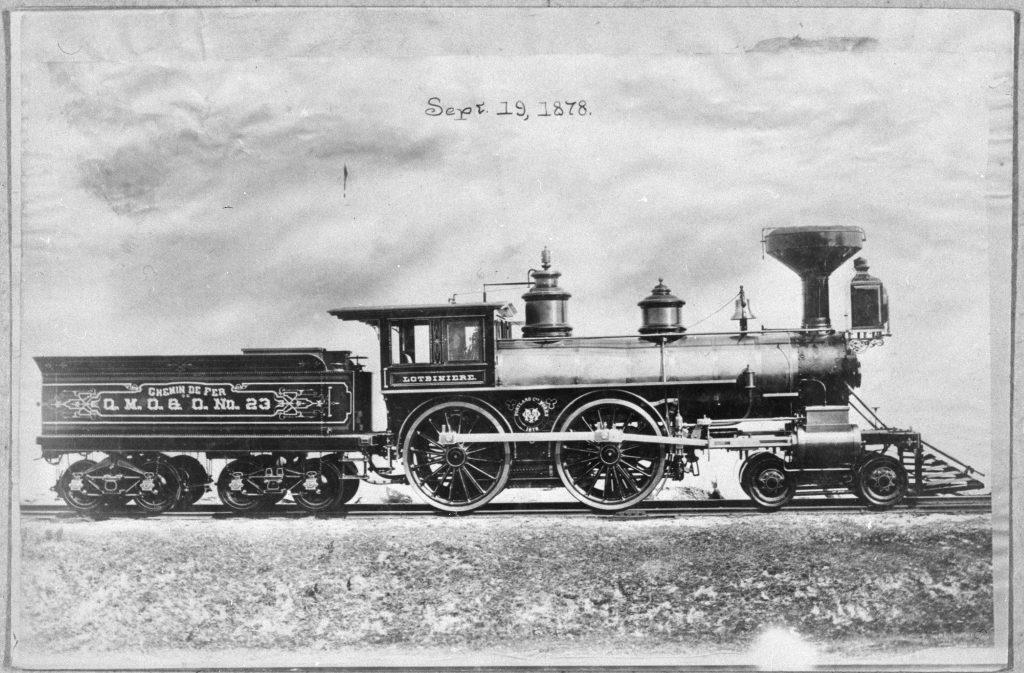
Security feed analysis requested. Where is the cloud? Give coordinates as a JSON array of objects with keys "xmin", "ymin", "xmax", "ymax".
[
  {"xmin": 77, "ymin": 128, "xmax": 232, "ymax": 215},
  {"xmin": 49, "ymin": 58, "xmax": 457, "ymax": 219}
]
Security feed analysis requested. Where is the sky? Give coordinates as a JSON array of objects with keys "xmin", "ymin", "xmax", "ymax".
[{"xmin": 11, "ymin": 7, "xmax": 1013, "ymax": 501}]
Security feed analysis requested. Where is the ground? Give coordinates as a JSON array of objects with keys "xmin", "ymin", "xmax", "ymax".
[{"xmin": 13, "ymin": 512, "xmax": 997, "ymax": 669}]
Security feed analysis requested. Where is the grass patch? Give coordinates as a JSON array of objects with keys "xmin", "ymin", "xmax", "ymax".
[{"xmin": 16, "ymin": 513, "xmax": 992, "ymax": 656}]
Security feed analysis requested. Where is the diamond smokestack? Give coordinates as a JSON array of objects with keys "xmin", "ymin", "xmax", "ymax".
[{"xmin": 764, "ymin": 226, "xmax": 865, "ymax": 330}]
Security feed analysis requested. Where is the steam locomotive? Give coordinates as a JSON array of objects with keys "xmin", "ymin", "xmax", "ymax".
[{"xmin": 36, "ymin": 226, "xmax": 983, "ymax": 514}]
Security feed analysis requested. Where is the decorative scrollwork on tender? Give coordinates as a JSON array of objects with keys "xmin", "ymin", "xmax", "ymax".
[
  {"xmin": 272, "ymin": 389, "xmax": 322, "ymax": 418},
  {"xmin": 52, "ymin": 390, "xmax": 103, "ymax": 419}
]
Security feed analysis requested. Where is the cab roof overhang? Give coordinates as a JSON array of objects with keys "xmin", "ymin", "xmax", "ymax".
[{"xmin": 329, "ymin": 302, "xmax": 507, "ymax": 324}]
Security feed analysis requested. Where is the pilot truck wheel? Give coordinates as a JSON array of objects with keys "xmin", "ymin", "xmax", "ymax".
[
  {"xmin": 856, "ymin": 453, "xmax": 908, "ymax": 509},
  {"xmin": 554, "ymin": 398, "xmax": 667, "ymax": 511},
  {"xmin": 742, "ymin": 453, "xmax": 796, "ymax": 511},
  {"xmin": 401, "ymin": 400, "xmax": 511, "ymax": 513}
]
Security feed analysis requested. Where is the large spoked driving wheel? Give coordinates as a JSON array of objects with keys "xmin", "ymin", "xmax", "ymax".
[
  {"xmin": 856, "ymin": 454, "xmax": 908, "ymax": 509},
  {"xmin": 402, "ymin": 401, "xmax": 511, "ymax": 512},
  {"xmin": 554, "ymin": 399, "xmax": 666, "ymax": 511},
  {"xmin": 742, "ymin": 453, "xmax": 795, "ymax": 511}
]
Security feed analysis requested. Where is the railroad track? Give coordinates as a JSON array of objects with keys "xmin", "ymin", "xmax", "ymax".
[{"xmin": 19, "ymin": 494, "xmax": 991, "ymax": 519}]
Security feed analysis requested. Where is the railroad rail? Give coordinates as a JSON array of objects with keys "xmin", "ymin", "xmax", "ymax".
[{"xmin": 20, "ymin": 495, "xmax": 991, "ymax": 519}]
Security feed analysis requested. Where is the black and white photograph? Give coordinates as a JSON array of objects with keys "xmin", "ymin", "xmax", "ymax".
[{"xmin": 5, "ymin": 5, "xmax": 1014, "ymax": 670}]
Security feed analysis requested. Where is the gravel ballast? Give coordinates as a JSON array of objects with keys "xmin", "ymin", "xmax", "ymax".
[{"xmin": 14, "ymin": 512, "xmax": 995, "ymax": 667}]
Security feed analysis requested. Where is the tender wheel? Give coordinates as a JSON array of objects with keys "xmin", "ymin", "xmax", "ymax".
[
  {"xmin": 402, "ymin": 400, "xmax": 511, "ymax": 512},
  {"xmin": 293, "ymin": 459, "xmax": 344, "ymax": 512},
  {"xmin": 217, "ymin": 458, "xmax": 267, "ymax": 513},
  {"xmin": 742, "ymin": 454, "xmax": 795, "ymax": 511},
  {"xmin": 554, "ymin": 398, "xmax": 667, "ymax": 511},
  {"xmin": 856, "ymin": 454, "xmax": 908, "ymax": 509},
  {"xmin": 337, "ymin": 461, "xmax": 360, "ymax": 505},
  {"xmin": 56, "ymin": 459, "xmax": 104, "ymax": 513},
  {"xmin": 133, "ymin": 458, "xmax": 183, "ymax": 513},
  {"xmin": 170, "ymin": 455, "xmax": 209, "ymax": 507}
]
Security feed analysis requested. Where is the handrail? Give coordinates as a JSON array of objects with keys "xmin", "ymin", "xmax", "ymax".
[
  {"xmin": 845, "ymin": 384, "xmax": 985, "ymax": 478},
  {"xmin": 498, "ymin": 327, "xmax": 837, "ymax": 344},
  {"xmin": 845, "ymin": 384, "xmax": 888, "ymax": 430}
]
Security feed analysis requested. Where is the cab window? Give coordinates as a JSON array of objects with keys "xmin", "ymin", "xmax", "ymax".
[
  {"xmin": 389, "ymin": 317, "xmax": 484, "ymax": 365},
  {"xmin": 390, "ymin": 320, "xmax": 432, "ymax": 364},
  {"xmin": 444, "ymin": 319, "xmax": 483, "ymax": 362}
]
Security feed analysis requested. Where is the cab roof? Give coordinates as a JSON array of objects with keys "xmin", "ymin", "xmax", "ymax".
[{"xmin": 329, "ymin": 302, "xmax": 507, "ymax": 324}]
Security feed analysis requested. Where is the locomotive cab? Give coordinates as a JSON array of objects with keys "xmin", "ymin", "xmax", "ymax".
[{"xmin": 329, "ymin": 302, "xmax": 514, "ymax": 390}]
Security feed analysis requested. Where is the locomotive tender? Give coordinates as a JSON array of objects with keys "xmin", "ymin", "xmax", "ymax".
[{"xmin": 36, "ymin": 225, "xmax": 979, "ymax": 514}]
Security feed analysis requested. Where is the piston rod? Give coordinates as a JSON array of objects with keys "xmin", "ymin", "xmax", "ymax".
[{"xmin": 437, "ymin": 429, "xmax": 708, "ymax": 448}]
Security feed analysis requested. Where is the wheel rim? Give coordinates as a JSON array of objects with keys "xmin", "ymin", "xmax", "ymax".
[
  {"xmin": 745, "ymin": 456, "xmax": 795, "ymax": 509},
  {"xmin": 402, "ymin": 401, "xmax": 510, "ymax": 512},
  {"xmin": 134, "ymin": 460, "xmax": 182, "ymax": 513},
  {"xmin": 555, "ymin": 399, "xmax": 666, "ymax": 511},
  {"xmin": 859, "ymin": 456, "xmax": 907, "ymax": 507},
  {"xmin": 57, "ymin": 460, "xmax": 104, "ymax": 511},
  {"xmin": 293, "ymin": 459, "xmax": 343, "ymax": 512},
  {"xmin": 217, "ymin": 459, "xmax": 265, "ymax": 511}
]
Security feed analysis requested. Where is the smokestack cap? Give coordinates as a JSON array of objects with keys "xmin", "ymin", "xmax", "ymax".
[
  {"xmin": 764, "ymin": 226, "xmax": 865, "ymax": 330},
  {"xmin": 764, "ymin": 226, "xmax": 865, "ymax": 278}
]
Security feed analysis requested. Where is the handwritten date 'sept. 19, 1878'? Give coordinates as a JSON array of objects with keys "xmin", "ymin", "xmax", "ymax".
[{"xmin": 425, "ymin": 97, "xmax": 590, "ymax": 121}]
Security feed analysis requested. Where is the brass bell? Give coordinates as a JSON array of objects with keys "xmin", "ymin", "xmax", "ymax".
[{"xmin": 730, "ymin": 286, "xmax": 756, "ymax": 332}]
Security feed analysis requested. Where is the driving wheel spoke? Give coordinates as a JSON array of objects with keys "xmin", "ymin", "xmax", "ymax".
[
  {"xmin": 461, "ymin": 467, "xmax": 485, "ymax": 496},
  {"xmin": 565, "ymin": 455, "xmax": 602, "ymax": 471},
  {"xmin": 402, "ymin": 401, "xmax": 511, "ymax": 512},
  {"xmin": 614, "ymin": 464, "xmax": 641, "ymax": 494},
  {"xmin": 555, "ymin": 399, "xmax": 666, "ymax": 511},
  {"xmin": 465, "ymin": 461, "xmax": 499, "ymax": 482}
]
